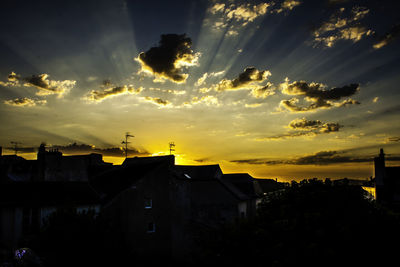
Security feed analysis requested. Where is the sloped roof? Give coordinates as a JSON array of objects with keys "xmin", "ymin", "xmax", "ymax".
[
  {"xmin": 123, "ymin": 155, "xmax": 174, "ymax": 166},
  {"xmin": 92, "ymin": 158, "xmax": 171, "ymax": 202},
  {"xmin": 221, "ymin": 173, "xmax": 263, "ymax": 198},
  {"xmin": 217, "ymin": 177, "xmax": 251, "ymax": 201},
  {"xmin": 175, "ymin": 165, "xmax": 222, "ymax": 180}
]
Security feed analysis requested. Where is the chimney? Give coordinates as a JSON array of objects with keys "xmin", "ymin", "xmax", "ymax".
[{"xmin": 374, "ymin": 148, "xmax": 386, "ymax": 201}]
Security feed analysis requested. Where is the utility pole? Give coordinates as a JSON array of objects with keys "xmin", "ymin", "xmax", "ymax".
[
  {"xmin": 169, "ymin": 142, "xmax": 175, "ymax": 155},
  {"xmin": 10, "ymin": 141, "xmax": 21, "ymax": 155},
  {"xmin": 121, "ymin": 132, "xmax": 134, "ymax": 158}
]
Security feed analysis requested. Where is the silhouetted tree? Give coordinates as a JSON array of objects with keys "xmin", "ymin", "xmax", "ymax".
[{"xmin": 196, "ymin": 179, "xmax": 400, "ymax": 267}]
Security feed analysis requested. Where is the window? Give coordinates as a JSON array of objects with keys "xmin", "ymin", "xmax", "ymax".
[
  {"xmin": 147, "ymin": 222, "xmax": 155, "ymax": 233},
  {"xmin": 144, "ymin": 198, "xmax": 152, "ymax": 209}
]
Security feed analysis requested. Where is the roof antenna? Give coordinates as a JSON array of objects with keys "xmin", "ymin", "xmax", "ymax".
[
  {"xmin": 169, "ymin": 142, "xmax": 175, "ymax": 155},
  {"xmin": 121, "ymin": 132, "xmax": 134, "ymax": 158},
  {"xmin": 10, "ymin": 141, "xmax": 21, "ymax": 155}
]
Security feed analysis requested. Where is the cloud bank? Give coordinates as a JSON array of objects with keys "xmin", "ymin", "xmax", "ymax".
[{"xmin": 230, "ymin": 150, "xmax": 383, "ymax": 166}]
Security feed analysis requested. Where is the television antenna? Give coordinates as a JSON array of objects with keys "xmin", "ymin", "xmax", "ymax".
[
  {"xmin": 169, "ymin": 142, "xmax": 175, "ymax": 155},
  {"xmin": 121, "ymin": 132, "xmax": 134, "ymax": 158},
  {"xmin": 10, "ymin": 141, "xmax": 21, "ymax": 155}
]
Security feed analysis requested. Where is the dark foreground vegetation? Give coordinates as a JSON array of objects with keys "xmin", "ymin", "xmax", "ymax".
[
  {"xmin": 196, "ymin": 178, "xmax": 400, "ymax": 266},
  {"xmin": 3, "ymin": 178, "xmax": 400, "ymax": 267}
]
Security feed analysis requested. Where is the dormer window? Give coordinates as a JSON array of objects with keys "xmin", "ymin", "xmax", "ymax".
[{"xmin": 144, "ymin": 198, "xmax": 152, "ymax": 209}]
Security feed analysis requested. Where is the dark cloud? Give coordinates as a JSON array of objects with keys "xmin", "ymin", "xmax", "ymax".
[
  {"xmin": 3, "ymin": 143, "xmax": 151, "ymax": 157},
  {"xmin": 4, "ymin": 97, "xmax": 46, "ymax": 107},
  {"xmin": 289, "ymin": 118, "xmax": 322, "ymax": 129},
  {"xmin": 291, "ymin": 151, "xmax": 363, "ymax": 165},
  {"xmin": 373, "ymin": 24, "xmax": 400, "ymax": 49},
  {"xmin": 231, "ymin": 151, "xmax": 373, "ymax": 166},
  {"xmin": 136, "ymin": 34, "xmax": 199, "ymax": 83},
  {"xmin": 85, "ymin": 85, "xmax": 142, "ymax": 102},
  {"xmin": 0, "ymin": 72, "xmax": 75, "ymax": 97},
  {"xmin": 51, "ymin": 143, "xmax": 150, "ymax": 157},
  {"xmin": 143, "ymin": 96, "xmax": 171, "ymax": 107},
  {"xmin": 23, "ymin": 74, "xmax": 76, "ymax": 96},
  {"xmin": 283, "ymin": 81, "xmax": 359, "ymax": 100},
  {"xmin": 279, "ymin": 98, "xmax": 317, "ymax": 112},
  {"xmin": 258, "ymin": 131, "xmax": 317, "ymax": 141},
  {"xmin": 279, "ymin": 79, "xmax": 360, "ymax": 112},
  {"xmin": 232, "ymin": 67, "xmax": 269, "ymax": 87},
  {"xmin": 258, "ymin": 118, "xmax": 342, "ymax": 140},
  {"xmin": 193, "ymin": 158, "xmax": 211, "ymax": 163},
  {"xmin": 4, "ymin": 146, "xmax": 36, "ymax": 153},
  {"xmin": 388, "ymin": 137, "xmax": 400, "ymax": 142},
  {"xmin": 214, "ymin": 67, "xmax": 272, "ymax": 92},
  {"xmin": 231, "ymin": 144, "xmax": 400, "ymax": 166}
]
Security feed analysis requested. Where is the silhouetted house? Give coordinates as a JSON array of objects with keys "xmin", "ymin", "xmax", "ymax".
[
  {"xmin": 255, "ymin": 178, "xmax": 287, "ymax": 201},
  {"xmin": 220, "ymin": 173, "xmax": 264, "ymax": 218},
  {"xmin": 375, "ymin": 148, "xmax": 400, "ymax": 204},
  {"xmin": 93, "ymin": 156, "xmax": 190, "ymax": 261},
  {"xmin": 93, "ymin": 156, "xmax": 263, "ymax": 262},
  {"xmin": 0, "ymin": 155, "xmax": 31, "ymax": 183},
  {"xmin": 0, "ymin": 182, "xmax": 101, "ymax": 250},
  {"xmin": 0, "ymin": 145, "xmax": 283, "ymax": 262},
  {"xmin": 0, "ymin": 144, "xmax": 108, "ymax": 250},
  {"xmin": 36, "ymin": 143, "xmax": 111, "ymax": 182},
  {"xmin": 0, "ymin": 144, "xmax": 112, "ymax": 183}
]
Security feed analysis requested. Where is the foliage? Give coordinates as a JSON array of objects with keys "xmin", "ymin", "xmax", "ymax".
[{"xmin": 196, "ymin": 178, "xmax": 400, "ymax": 267}]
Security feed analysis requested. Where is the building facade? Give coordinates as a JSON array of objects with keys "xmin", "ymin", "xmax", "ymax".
[{"xmin": 374, "ymin": 148, "xmax": 400, "ymax": 204}]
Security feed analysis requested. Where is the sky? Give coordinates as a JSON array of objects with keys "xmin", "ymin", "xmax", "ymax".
[{"xmin": 1, "ymin": 0, "xmax": 400, "ymax": 182}]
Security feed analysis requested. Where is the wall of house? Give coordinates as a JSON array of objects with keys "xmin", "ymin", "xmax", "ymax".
[
  {"xmin": 0, "ymin": 207, "xmax": 23, "ymax": 249},
  {"xmin": 43, "ymin": 157, "xmax": 89, "ymax": 182},
  {"xmin": 39, "ymin": 205, "xmax": 101, "ymax": 227},
  {"xmin": 103, "ymin": 164, "xmax": 175, "ymax": 261},
  {"xmin": 169, "ymin": 176, "xmax": 191, "ymax": 261},
  {"xmin": 189, "ymin": 180, "xmax": 240, "ymax": 227},
  {"xmin": 101, "ymin": 164, "xmax": 254, "ymax": 262}
]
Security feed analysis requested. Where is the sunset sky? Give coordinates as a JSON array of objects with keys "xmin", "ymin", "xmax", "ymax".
[{"xmin": 1, "ymin": 0, "xmax": 400, "ymax": 181}]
